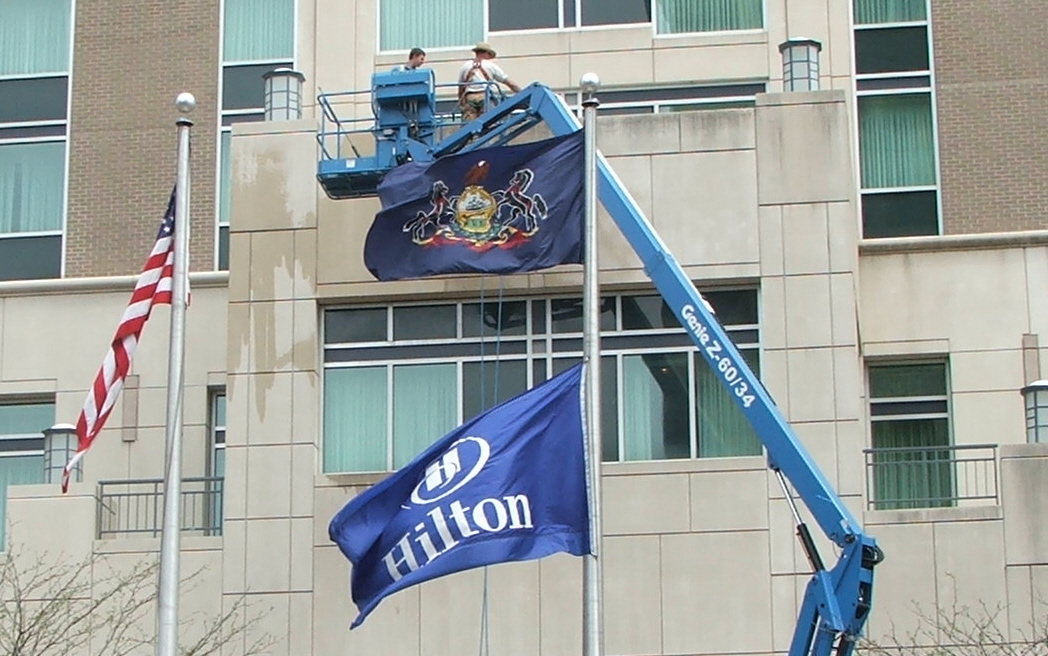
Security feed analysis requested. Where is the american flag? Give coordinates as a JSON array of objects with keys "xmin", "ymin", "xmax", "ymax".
[{"xmin": 63, "ymin": 190, "xmax": 178, "ymax": 492}]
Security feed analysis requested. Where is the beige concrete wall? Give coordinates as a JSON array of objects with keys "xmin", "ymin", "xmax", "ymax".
[
  {"xmin": 858, "ymin": 241, "xmax": 1048, "ymax": 447},
  {"xmin": 0, "ymin": 279, "xmax": 228, "ymax": 483}
]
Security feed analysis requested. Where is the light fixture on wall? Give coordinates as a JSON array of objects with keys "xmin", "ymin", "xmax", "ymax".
[
  {"xmin": 779, "ymin": 38, "xmax": 822, "ymax": 92},
  {"xmin": 263, "ymin": 68, "xmax": 306, "ymax": 121},
  {"xmin": 43, "ymin": 423, "xmax": 81, "ymax": 485},
  {"xmin": 1022, "ymin": 381, "xmax": 1048, "ymax": 443}
]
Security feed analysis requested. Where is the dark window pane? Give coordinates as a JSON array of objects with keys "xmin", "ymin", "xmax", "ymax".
[
  {"xmin": 855, "ymin": 26, "xmax": 929, "ymax": 74},
  {"xmin": 0, "ymin": 77, "xmax": 68, "ymax": 123},
  {"xmin": 870, "ymin": 363, "xmax": 946, "ymax": 398},
  {"xmin": 325, "ymin": 308, "xmax": 387, "ymax": 344},
  {"xmin": 223, "ymin": 62, "xmax": 292, "ymax": 111},
  {"xmin": 0, "ymin": 124, "xmax": 65, "ymax": 139},
  {"xmin": 463, "ymin": 360, "xmax": 528, "ymax": 418},
  {"xmin": 857, "ymin": 76, "xmax": 931, "ymax": 92},
  {"xmin": 222, "ymin": 112, "xmax": 265, "ymax": 126},
  {"xmin": 622, "ymin": 295, "xmax": 678, "ymax": 330},
  {"xmin": 531, "ymin": 300, "xmax": 547, "ymax": 334},
  {"xmin": 702, "ymin": 290, "xmax": 758, "ymax": 326},
  {"xmin": 490, "ymin": 0, "xmax": 558, "ymax": 30},
  {"xmin": 0, "ymin": 235, "xmax": 61, "ymax": 281},
  {"xmin": 623, "ymin": 352, "xmax": 690, "ymax": 460},
  {"xmin": 0, "ymin": 437, "xmax": 44, "ymax": 451},
  {"xmin": 581, "ymin": 0, "xmax": 650, "ymax": 26},
  {"xmin": 393, "ymin": 304, "xmax": 456, "ymax": 339},
  {"xmin": 463, "ymin": 300, "xmax": 528, "ymax": 336},
  {"xmin": 862, "ymin": 190, "xmax": 938, "ymax": 238},
  {"xmin": 563, "ymin": 0, "xmax": 576, "ymax": 26},
  {"xmin": 600, "ymin": 106, "xmax": 655, "ymax": 116},
  {"xmin": 551, "ymin": 297, "xmax": 615, "ymax": 333},
  {"xmin": 870, "ymin": 399, "xmax": 948, "ymax": 416},
  {"xmin": 602, "ymin": 84, "xmax": 765, "ymax": 104},
  {"xmin": 217, "ymin": 225, "xmax": 229, "ymax": 271}
]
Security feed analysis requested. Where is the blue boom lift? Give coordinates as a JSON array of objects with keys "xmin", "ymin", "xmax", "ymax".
[{"xmin": 316, "ymin": 70, "xmax": 883, "ymax": 656}]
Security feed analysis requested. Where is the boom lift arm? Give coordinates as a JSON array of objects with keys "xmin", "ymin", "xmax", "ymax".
[{"xmin": 316, "ymin": 76, "xmax": 883, "ymax": 656}]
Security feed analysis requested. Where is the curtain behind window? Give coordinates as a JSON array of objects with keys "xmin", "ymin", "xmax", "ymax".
[
  {"xmin": 0, "ymin": 143, "xmax": 65, "ymax": 234},
  {"xmin": 872, "ymin": 418, "xmax": 951, "ymax": 509},
  {"xmin": 853, "ymin": 0, "xmax": 925, "ymax": 25},
  {"xmin": 224, "ymin": 0, "xmax": 295, "ymax": 62},
  {"xmin": 859, "ymin": 94, "xmax": 936, "ymax": 189},
  {"xmin": 657, "ymin": 0, "xmax": 762, "ymax": 34},
  {"xmin": 0, "ymin": 456, "xmax": 42, "ymax": 545},
  {"xmin": 696, "ymin": 351, "xmax": 761, "ymax": 457},
  {"xmin": 324, "ymin": 367, "xmax": 388, "ymax": 472},
  {"xmin": 380, "ymin": 0, "xmax": 482, "ymax": 52},
  {"xmin": 0, "ymin": 0, "xmax": 70, "ymax": 75},
  {"xmin": 393, "ymin": 363, "xmax": 457, "ymax": 468}
]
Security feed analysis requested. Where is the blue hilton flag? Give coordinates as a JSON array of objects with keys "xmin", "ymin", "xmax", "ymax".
[
  {"xmin": 328, "ymin": 364, "xmax": 590, "ymax": 628},
  {"xmin": 364, "ymin": 131, "xmax": 584, "ymax": 281}
]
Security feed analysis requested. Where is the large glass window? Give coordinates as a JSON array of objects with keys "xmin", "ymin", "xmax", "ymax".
[
  {"xmin": 218, "ymin": 0, "xmax": 295, "ymax": 270},
  {"xmin": 854, "ymin": 0, "xmax": 938, "ymax": 239},
  {"xmin": 0, "ymin": 0, "xmax": 71, "ymax": 281},
  {"xmin": 323, "ymin": 290, "xmax": 762, "ymax": 473},
  {"xmin": 656, "ymin": 0, "xmax": 762, "ymax": 34},
  {"xmin": 209, "ymin": 391, "xmax": 226, "ymax": 477},
  {"xmin": 379, "ymin": 0, "xmax": 763, "ymax": 51},
  {"xmin": 867, "ymin": 362, "xmax": 951, "ymax": 510},
  {"xmin": 0, "ymin": 402, "xmax": 52, "ymax": 546}
]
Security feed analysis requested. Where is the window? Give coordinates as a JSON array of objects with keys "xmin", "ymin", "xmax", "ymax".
[
  {"xmin": 565, "ymin": 83, "xmax": 765, "ymax": 116},
  {"xmin": 322, "ymin": 290, "xmax": 761, "ymax": 473},
  {"xmin": 218, "ymin": 0, "xmax": 295, "ymax": 269},
  {"xmin": 0, "ymin": 402, "xmax": 52, "ymax": 546},
  {"xmin": 209, "ymin": 391, "xmax": 226, "ymax": 477},
  {"xmin": 867, "ymin": 362, "xmax": 951, "ymax": 510},
  {"xmin": 379, "ymin": 0, "xmax": 762, "ymax": 51},
  {"xmin": 0, "ymin": 0, "xmax": 72, "ymax": 281},
  {"xmin": 854, "ymin": 0, "xmax": 939, "ymax": 238}
]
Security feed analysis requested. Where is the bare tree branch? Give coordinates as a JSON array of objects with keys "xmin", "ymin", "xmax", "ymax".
[{"xmin": 0, "ymin": 542, "xmax": 276, "ymax": 656}]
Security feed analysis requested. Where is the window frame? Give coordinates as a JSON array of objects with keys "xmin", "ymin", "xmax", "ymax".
[
  {"xmin": 853, "ymin": 0, "xmax": 942, "ymax": 239},
  {"xmin": 376, "ymin": 0, "xmax": 766, "ymax": 53},
  {"xmin": 0, "ymin": 399, "xmax": 53, "ymax": 547},
  {"xmin": 215, "ymin": 0, "xmax": 298, "ymax": 270},
  {"xmin": 0, "ymin": 0, "xmax": 74, "ymax": 281},
  {"xmin": 866, "ymin": 360, "xmax": 953, "ymax": 510},
  {"xmin": 208, "ymin": 390, "xmax": 226, "ymax": 478},
  {"xmin": 321, "ymin": 289, "xmax": 763, "ymax": 473}
]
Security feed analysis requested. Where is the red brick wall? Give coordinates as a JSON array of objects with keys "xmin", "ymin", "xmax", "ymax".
[
  {"xmin": 933, "ymin": 1, "xmax": 1048, "ymax": 233},
  {"xmin": 66, "ymin": 0, "xmax": 220, "ymax": 277}
]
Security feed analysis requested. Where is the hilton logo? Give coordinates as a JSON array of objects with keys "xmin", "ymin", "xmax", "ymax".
[
  {"xmin": 383, "ymin": 437, "xmax": 534, "ymax": 582},
  {"xmin": 409, "ymin": 437, "xmax": 490, "ymax": 506}
]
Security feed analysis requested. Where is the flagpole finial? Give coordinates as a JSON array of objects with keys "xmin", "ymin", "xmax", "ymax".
[
  {"xmin": 175, "ymin": 92, "xmax": 196, "ymax": 116},
  {"xmin": 579, "ymin": 72, "xmax": 600, "ymax": 94}
]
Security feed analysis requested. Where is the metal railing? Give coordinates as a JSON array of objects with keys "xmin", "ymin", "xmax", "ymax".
[
  {"xmin": 316, "ymin": 81, "xmax": 507, "ymax": 162},
  {"xmin": 863, "ymin": 443, "xmax": 998, "ymax": 510},
  {"xmin": 97, "ymin": 477, "xmax": 224, "ymax": 538}
]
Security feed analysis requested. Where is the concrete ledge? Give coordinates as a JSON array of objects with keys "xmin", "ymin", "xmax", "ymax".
[
  {"xmin": 864, "ymin": 504, "xmax": 1002, "ymax": 525},
  {"xmin": 860, "ymin": 230, "xmax": 1048, "ymax": 255}
]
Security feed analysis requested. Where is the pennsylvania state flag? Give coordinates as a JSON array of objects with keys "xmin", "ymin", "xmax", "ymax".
[
  {"xmin": 328, "ymin": 364, "xmax": 590, "ymax": 628},
  {"xmin": 364, "ymin": 131, "xmax": 584, "ymax": 281}
]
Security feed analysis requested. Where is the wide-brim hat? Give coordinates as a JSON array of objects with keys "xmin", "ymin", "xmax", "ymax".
[{"xmin": 472, "ymin": 41, "xmax": 497, "ymax": 57}]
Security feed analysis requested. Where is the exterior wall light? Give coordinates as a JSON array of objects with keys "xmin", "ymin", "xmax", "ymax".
[
  {"xmin": 1022, "ymin": 380, "xmax": 1048, "ymax": 443},
  {"xmin": 263, "ymin": 68, "xmax": 306, "ymax": 121},
  {"xmin": 43, "ymin": 423, "xmax": 80, "ymax": 485},
  {"xmin": 779, "ymin": 38, "xmax": 822, "ymax": 92}
]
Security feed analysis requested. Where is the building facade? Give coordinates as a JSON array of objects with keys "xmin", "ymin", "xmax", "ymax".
[{"xmin": 3, "ymin": 0, "xmax": 1048, "ymax": 654}]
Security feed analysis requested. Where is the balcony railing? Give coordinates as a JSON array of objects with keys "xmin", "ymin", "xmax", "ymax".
[
  {"xmin": 97, "ymin": 477, "xmax": 224, "ymax": 539},
  {"xmin": 863, "ymin": 443, "xmax": 998, "ymax": 510}
]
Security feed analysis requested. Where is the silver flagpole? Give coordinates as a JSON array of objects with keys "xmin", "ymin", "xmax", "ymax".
[
  {"xmin": 157, "ymin": 92, "xmax": 195, "ymax": 656},
  {"xmin": 580, "ymin": 72, "xmax": 604, "ymax": 656}
]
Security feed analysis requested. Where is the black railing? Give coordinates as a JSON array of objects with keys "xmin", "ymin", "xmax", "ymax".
[
  {"xmin": 97, "ymin": 477, "xmax": 224, "ymax": 538},
  {"xmin": 863, "ymin": 443, "xmax": 998, "ymax": 510}
]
